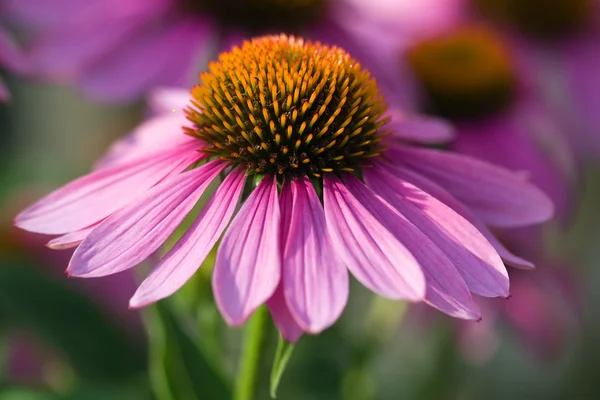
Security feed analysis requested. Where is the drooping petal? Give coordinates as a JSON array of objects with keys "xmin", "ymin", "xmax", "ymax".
[
  {"xmin": 94, "ymin": 113, "xmax": 195, "ymax": 170},
  {"xmin": 343, "ymin": 175, "xmax": 480, "ymax": 319},
  {"xmin": 129, "ymin": 168, "xmax": 246, "ymax": 308},
  {"xmin": 67, "ymin": 160, "xmax": 225, "ymax": 278},
  {"xmin": 390, "ymin": 146, "xmax": 554, "ymax": 227},
  {"xmin": 280, "ymin": 176, "xmax": 348, "ymax": 333},
  {"xmin": 389, "ymin": 164, "xmax": 533, "ymax": 269},
  {"xmin": 46, "ymin": 224, "xmax": 97, "ymax": 250},
  {"xmin": 15, "ymin": 141, "xmax": 203, "ymax": 235},
  {"xmin": 365, "ymin": 165, "xmax": 509, "ymax": 297},
  {"xmin": 213, "ymin": 175, "xmax": 281, "ymax": 326},
  {"xmin": 267, "ymin": 285, "xmax": 304, "ymax": 343},
  {"xmin": 323, "ymin": 175, "xmax": 426, "ymax": 301}
]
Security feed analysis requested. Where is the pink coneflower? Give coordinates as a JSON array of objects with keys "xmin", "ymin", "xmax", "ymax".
[
  {"xmin": 15, "ymin": 35, "xmax": 553, "ymax": 341},
  {"xmin": 0, "ymin": 21, "xmax": 29, "ymax": 101},
  {"xmin": 470, "ymin": 0, "xmax": 600, "ymax": 161},
  {"xmin": 6, "ymin": 0, "xmax": 379, "ymax": 102}
]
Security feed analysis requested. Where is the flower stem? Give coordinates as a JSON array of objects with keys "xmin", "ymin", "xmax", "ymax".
[{"xmin": 234, "ymin": 306, "xmax": 270, "ymax": 400}]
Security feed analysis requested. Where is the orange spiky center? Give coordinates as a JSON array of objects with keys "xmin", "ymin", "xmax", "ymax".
[
  {"xmin": 406, "ymin": 26, "xmax": 516, "ymax": 120},
  {"xmin": 185, "ymin": 35, "xmax": 389, "ymax": 178},
  {"xmin": 180, "ymin": 0, "xmax": 327, "ymax": 32},
  {"xmin": 472, "ymin": 0, "xmax": 594, "ymax": 39}
]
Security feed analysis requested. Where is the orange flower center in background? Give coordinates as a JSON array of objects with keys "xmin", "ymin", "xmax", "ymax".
[
  {"xmin": 185, "ymin": 35, "xmax": 389, "ymax": 178},
  {"xmin": 180, "ymin": 0, "xmax": 328, "ymax": 32},
  {"xmin": 472, "ymin": 0, "xmax": 594, "ymax": 39},
  {"xmin": 406, "ymin": 26, "xmax": 516, "ymax": 121}
]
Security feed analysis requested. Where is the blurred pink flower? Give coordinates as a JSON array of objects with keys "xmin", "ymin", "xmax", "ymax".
[
  {"xmin": 470, "ymin": 0, "xmax": 600, "ymax": 161},
  {"xmin": 6, "ymin": 0, "xmax": 381, "ymax": 102},
  {"xmin": 460, "ymin": 263, "xmax": 581, "ymax": 362},
  {"xmin": 14, "ymin": 36, "xmax": 552, "ymax": 341}
]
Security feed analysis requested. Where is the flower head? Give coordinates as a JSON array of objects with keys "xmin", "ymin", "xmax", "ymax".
[
  {"xmin": 15, "ymin": 35, "xmax": 553, "ymax": 341},
  {"xmin": 186, "ymin": 36, "xmax": 386, "ymax": 177}
]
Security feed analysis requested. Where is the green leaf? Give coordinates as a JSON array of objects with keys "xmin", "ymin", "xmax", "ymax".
[
  {"xmin": 270, "ymin": 335, "xmax": 295, "ymax": 399},
  {"xmin": 145, "ymin": 301, "xmax": 231, "ymax": 400},
  {"xmin": 0, "ymin": 264, "xmax": 145, "ymax": 382}
]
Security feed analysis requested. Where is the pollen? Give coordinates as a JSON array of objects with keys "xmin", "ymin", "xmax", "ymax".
[
  {"xmin": 180, "ymin": 0, "xmax": 327, "ymax": 32},
  {"xmin": 472, "ymin": 0, "xmax": 593, "ymax": 39},
  {"xmin": 185, "ymin": 35, "xmax": 389, "ymax": 178},
  {"xmin": 406, "ymin": 26, "xmax": 516, "ymax": 120}
]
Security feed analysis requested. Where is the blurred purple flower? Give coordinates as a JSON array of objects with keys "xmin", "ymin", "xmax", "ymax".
[
  {"xmin": 469, "ymin": 0, "xmax": 600, "ymax": 161},
  {"xmin": 14, "ymin": 35, "xmax": 553, "ymax": 341},
  {"xmin": 6, "ymin": 0, "xmax": 380, "ymax": 102}
]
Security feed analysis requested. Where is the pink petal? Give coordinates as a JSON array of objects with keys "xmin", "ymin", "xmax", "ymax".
[
  {"xmin": 280, "ymin": 176, "xmax": 349, "ymax": 333},
  {"xmin": 391, "ymin": 146, "xmax": 554, "ymax": 227},
  {"xmin": 343, "ymin": 175, "xmax": 480, "ymax": 319},
  {"xmin": 323, "ymin": 175, "xmax": 426, "ymax": 301},
  {"xmin": 267, "ymin": 285, "xmax": 304, "ymax": 343},
  {"xmin": 365, "ymin": 165, "xmax": 509, "ymax": 297},
  {"xmin": 46, "ymin": 224, "xmax": 97, "ymax": 250},
  {"xmin": 389, "ymin": 164, "xmax": 533, "ymax": 269},
  {"xmin": 386, "ymin": 111, "xmax": 456, "ymax": 144},
  {"xmin": 67, "ymin": 160, "xmax": 225, "ymax": 277},
  {"xmin": 94, "ymin": 113, "xmax": 195, "ymax": 170},
  {"xmin": 15, "ymin": 141, "xmax": 202, "ymax": 235},
  {"xmin": 148, "ymin": 87, "xmax": 192, "ymax": 116},
  {"xmin": 213, "ymin": 175, "xmax": 281, "ymax": 326},
  {"xmin": 129, "ymin": 168, "xmax": 246, "ymax": 308}
]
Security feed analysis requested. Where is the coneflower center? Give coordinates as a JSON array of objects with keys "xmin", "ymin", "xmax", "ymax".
[
  {"xmin": 180, "ymin": 0, "xmax": 327, "ymax": 32},
  {"xmin": 472, "ymin": 0, "xmax": 593, "ymax": 39},
  {"xmin": 185, "ymin": 35, "xmax": 389, "ymax": 178},
  {"xmin": 406, "ymin": 26, "xmax": 516, "ymax": 120}
]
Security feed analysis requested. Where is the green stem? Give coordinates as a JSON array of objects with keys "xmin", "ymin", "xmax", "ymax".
[{"xmin": 234, "ymin": 306, "xmax": 270, "ymax": 400}]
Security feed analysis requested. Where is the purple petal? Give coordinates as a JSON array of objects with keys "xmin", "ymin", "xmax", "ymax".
[
  {"xmin": 67, "ymin": 160, "xmax": 225, "ymax": 277},
  {"xmin": 15, "ymin": 141, "xmax": 202, "ymax": 235},
  {"xmin": 389, "ymin": 164, "xmax": 533, "ymax": 269},
  {"xmin": 323, "ymin": 175, "xmax": 426, "ymax": 301},
  {"xmin": 365, "ymin": 165, "xmax": 509, "ymax": 297},
  {"xmin": 213, "ymin": 175, "xmax": 281, "ymax": 326},
  {"xmin": 78, "ymin": 19, "xmax": 207, "ymax": 102},
  {"xmin": 129, "ymin": 168, "xmax": 246, "ymax": 308},
  {"xmin": 46, "ymin": 224, "xmax": 97, "ymax": 250},
  {"xmin": 280, "ymin": 176, "xmax": 348, "ymax": 333},
  {"xmin": 344, "ymin": 175, "xmax": 480, "ymax": 320},
  {"xmin": 391, "ymin": 146, "xmax": 554, "ymax": 227},
  {"xmin": 267, "ymin": 285, "xmax": 304, "ymax": 343}
]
